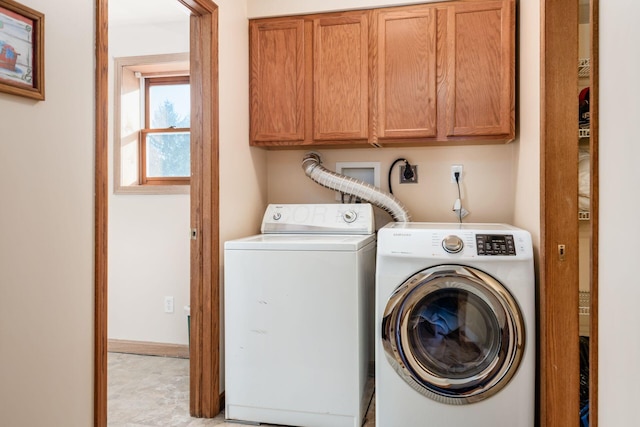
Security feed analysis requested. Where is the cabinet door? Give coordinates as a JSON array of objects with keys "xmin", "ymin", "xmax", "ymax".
[
  {"xmin": 442, "ymin": 0, "xmax": 515, "ymax": 139},
  {"xmin": 250, "ymin": 19, "xmax": 306, "ymax": 143},
  {"xmin": 313, "ymin": 12, "xmax": 369, "ymax": 141},
  {"xmin": 377, "ymin": 6, "xmax": 437, "ymax": 140}
]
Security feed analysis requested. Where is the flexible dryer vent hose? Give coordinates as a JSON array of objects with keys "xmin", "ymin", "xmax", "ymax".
[{"xmin": 302, "ymin": 152, "xmax": 411, "ymax": 223}]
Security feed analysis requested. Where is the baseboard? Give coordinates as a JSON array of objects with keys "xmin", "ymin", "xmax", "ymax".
[{"xmin": 108, "ymin": 339, "xmax": 189, "ymax": 359}]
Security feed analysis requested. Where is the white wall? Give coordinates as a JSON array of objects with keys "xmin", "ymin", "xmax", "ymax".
[
  {"xmin": 598, "ymin": 1, "xmax": 640, "ymax": 424},
  {"xmin": 108, "ymin": 18, "xmax": 191, "ymax": 345},
  {"xmin": 0, "ymin": 0, "xmax": 94, "ymax": 425}
]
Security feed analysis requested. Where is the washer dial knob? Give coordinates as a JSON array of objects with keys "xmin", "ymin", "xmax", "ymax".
[
  {"xmin": 442, "ymin": 235, "xmax": 464, "ymax": 253},
  {"xmin": 342, "ymin": 210, "xmax": 358, "ymax": 223},
  {"xmin": 272, "ymin": 212, "xmax": 282, "ymax": 221}
]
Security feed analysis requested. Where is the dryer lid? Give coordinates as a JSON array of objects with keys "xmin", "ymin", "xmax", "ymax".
[{"xmin": 224, "ymin": 232, "xmax": 375, "ymax": 251}]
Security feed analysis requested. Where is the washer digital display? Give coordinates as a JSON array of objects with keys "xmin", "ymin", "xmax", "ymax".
[{"xmin": 476, "ymin": 234, "xmax": 516, "ymax": 256}]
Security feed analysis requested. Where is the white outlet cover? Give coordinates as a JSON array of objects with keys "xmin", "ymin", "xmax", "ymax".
[
  {"xmin": 451, "ymin": 165, "xmax": 463, "ymax": 183},
  {"xmin": 164, "ymin": 296, "xmax": 174, "ymax": 313}
]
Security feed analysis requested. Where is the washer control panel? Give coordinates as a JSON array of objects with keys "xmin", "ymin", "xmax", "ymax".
[
  {"xmin": 261, "ymin": 203, "xmax": 375, "ymax": 234},
  {"xmin": 376, "ymin": 223, "xmax": 532, "ymax": 260},
  {"xmin": 476, "ymin": 234, "xmax": 517, "ymax": 256}
]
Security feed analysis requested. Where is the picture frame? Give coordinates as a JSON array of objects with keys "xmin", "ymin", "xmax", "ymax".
[{"xmin": 0, "ymin": 0, "xmax": 44, "ymax": 100}]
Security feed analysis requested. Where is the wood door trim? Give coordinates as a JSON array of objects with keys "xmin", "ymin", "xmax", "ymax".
[
  {"xmin": 94, "ymin": 0, "xmax": 220, "ymax": 425},
  {"xmin": 186, "ymin": 2, "xmax": 221, "ymax": 417},
  {"xmin": 588, "ymin": 1, "xmax": 599, "ymax": 425},
  {"xmin": 540, "ymin": 0, "xmax": 580, "ymax": 426},
  {"xmin": 94, "ymin": 0, "xmax": 108, "ymax": 425}
]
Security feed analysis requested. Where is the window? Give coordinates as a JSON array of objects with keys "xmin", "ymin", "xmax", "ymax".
[
  {"xmin": 113, "ymin": 53, "xmax": 191, "ymax": 194},
  {"xmin": 141, "ymin": 75, "xmax": 191, "ymax": 185}
]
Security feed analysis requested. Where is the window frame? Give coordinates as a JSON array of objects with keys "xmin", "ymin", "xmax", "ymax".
[{"xmin": 140, "ymin": 75, "xmax": 191, "ymax": 186}]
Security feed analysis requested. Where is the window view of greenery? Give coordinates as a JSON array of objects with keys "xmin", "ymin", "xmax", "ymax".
[{"xmin": 143, "ymin": 77, "xmax": 190, "ymax": 184}]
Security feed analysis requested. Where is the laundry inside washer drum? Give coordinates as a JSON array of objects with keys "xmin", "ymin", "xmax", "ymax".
[{"xmin": 407, "ymin": 289, "xmax": 502, "ymax": 378}]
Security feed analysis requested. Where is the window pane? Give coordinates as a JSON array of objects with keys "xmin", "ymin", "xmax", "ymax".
[
  {"xmin": 146, "ymin": 132, "xmax": 190, "ymax": 178},
  {"xmin": 149, "ymin": 83, "xmax": 191, "ymax": 128}
]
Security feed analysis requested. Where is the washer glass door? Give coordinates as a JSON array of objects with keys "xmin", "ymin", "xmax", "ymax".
[{"xmin": 382, "ymin": 265, "xmax": 525, "ymax": 404}]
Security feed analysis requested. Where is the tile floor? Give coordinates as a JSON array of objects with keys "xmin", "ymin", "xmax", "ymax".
[{"xmin": 108, "ymin": 352, "xmax": 375, "ymax": 427}]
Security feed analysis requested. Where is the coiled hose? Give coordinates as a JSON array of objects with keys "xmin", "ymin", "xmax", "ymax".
[{"xmin": 302, "ymin": 152, "xmax": 411, "ymax": 223}]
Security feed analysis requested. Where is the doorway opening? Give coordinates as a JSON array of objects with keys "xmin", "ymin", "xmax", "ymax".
[{"xmin": 94, "ymin": 0, "xmax": 220, "ymax": 425}]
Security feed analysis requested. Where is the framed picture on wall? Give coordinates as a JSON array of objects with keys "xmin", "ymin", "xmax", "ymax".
[{"xmin": 0, "ymin": 0, "xmax": 44, "ymax": 100}]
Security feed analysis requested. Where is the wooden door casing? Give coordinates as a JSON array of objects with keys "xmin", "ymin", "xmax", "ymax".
[{"xmin": 94, "ymin": 0, "xmax": 221, "ymax": 424}]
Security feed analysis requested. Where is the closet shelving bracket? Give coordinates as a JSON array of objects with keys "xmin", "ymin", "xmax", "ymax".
[
  {"xmin": 579, "ymin": 127, "xmax": 590, "ymax": 138},
  {"xmin": 578, "ymin": 58, "xmax": 590, "ymax": 78}
]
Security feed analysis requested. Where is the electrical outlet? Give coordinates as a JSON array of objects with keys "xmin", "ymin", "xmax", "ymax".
[
  {"xmin": 164, "ymin": 296, "xmax": 174, "ymax": 313},
  {"xmin": 400, "ymin": 165, "xmax": 418, "ymax": 184},
  {"xmin": 451, "ymin": 165, "xmax": 463, "ymax": 183}
]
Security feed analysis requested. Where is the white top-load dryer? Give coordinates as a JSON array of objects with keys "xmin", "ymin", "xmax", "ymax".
[
  {"xmin": 376, "ymin": 223, "xmax": 535, "ymax": 427},
  {"xmin": 224, "ymin": 203, "xmax": 376, "ymax": 427}
]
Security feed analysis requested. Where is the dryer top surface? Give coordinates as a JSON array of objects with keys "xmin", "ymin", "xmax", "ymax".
[{"xmin": 381, "ymin": 222, "xmax": 522, "ymax": 232}]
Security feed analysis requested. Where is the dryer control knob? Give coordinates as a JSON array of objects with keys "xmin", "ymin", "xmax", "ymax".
[
  {"xmin": 342, "ymin": 210, "xmax": 358, "ymax": 223},
  {"xmin": 442, "ymin": 235, "xmax": 464, "ymax": 253},
  {"xmin": 272, "ymin": 212, "xmax": 282, "ymax": 221}
]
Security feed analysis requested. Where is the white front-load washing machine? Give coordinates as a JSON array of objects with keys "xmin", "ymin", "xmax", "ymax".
[
  {"xmin": 224, "ymin": 203, "xmax": 376, "ymax": 427},
  {"xmin": 375, "ymin": 223, "xmax": 535, "ymax": 427}
]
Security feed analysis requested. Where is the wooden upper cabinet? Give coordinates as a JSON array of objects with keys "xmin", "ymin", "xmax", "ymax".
[
  {"xmin": 313, "ymin": 12, "xmax": 369, "ymax": 142},
  {"xmin": 442, "ymin": 0, "xmax": 515, "ymax": 140},
  {"xmin": 249, "ymin": 19, "xmax": 306, "ymax": 144},
  {"xmin": 248, "ymin": 0, "xmax": 515, "ymax": 147},
  {"xmin": 376, "ymin": 6, "xmax": 437, "ymax": 140}
]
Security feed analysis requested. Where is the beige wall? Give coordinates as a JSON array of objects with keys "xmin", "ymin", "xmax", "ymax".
[
  {"xmin": 217, "ymin": 0, "xmax": 267, "ymax": 391},
  {"xmin": 0, "ymin": 0, "xmax": 95, "ymax": 426},
  {"xmin": 267, "ymin": 146, "xmax": 518, "ymax": 227},
  {"xmin": 247, "ymin": 0, "xmax": 441, "ymax": 18},
  {"xmin": 511, "ymin": 0, "xmax": 540, "ymax": 245},
  {"xmin": 218, "ymin": 0, "xmax": 267, "ymax": 243}
]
